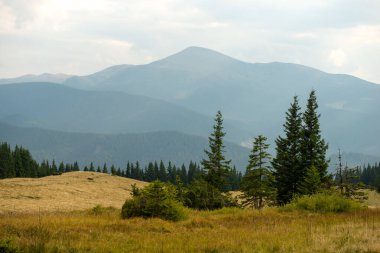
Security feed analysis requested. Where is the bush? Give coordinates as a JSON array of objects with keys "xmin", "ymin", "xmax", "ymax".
[
  {"xmin": 0, "ymin": 239, "xmax": 20, "ymax": 253},
  {"xmin": 121, "ymin": 181, "xmax": 187, "ymax": 221},
  {"xmin": 184, "ymin": 180, "xmax": 237, "ymax": 210},
  {"xmin": 283, "ymin": 193, "xmax": 362, "ymax": 213}
]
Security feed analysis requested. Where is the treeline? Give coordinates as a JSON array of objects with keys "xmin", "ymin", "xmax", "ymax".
[
  {"xmin": 84, "ymin": 161, "xmax": 242, "ymax": 190},
  {"xmin": 0, "ymin": 142, "xmax": 242, "ymax": 190},
  {"xmin": 0, "ymin": 143, "xmax": 74, "ymax": 178},
  {"xmin": 0, "ymin": 143, "xmax": 82, "ymax": 178},
  {"xmin": 360, "ymin": 163, "xmax": 380, "ymax": 189}
]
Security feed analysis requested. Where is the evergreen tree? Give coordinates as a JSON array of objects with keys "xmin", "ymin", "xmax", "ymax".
[
  {"xmin": 73, "ymin": 161, "xmax": 80, "ymax": 171},
  {"xmin": 201, "ymin": 110, "xmax": 231, "ymax": 191},
  {"xmin": 297, "ymin": 166, "xmax": 321, "ymax": 195},
  {"xmin": 110, "ymin": 165, "xmax": 116, "ymax": 175},
  {"xmin": 96, "ymin": 166, "xmax": 101, "ymax": 173},
  {"xmin": 102, "ymin": 163, "xmax": 108, "ymax": 174},
  {"xmin": 180, "ymin": 164, "xmax": 187, "ymax": 185},
  {"xmin": 125, "ymin": 162, "xmax": 131, "ymax": 178},
  {"xmin": 58, "ymin": 162, "xmax": 65, "ymax": 173},
  {"xmin": 241, "ymin": 135, "xmax": 276, "ymax": 209},
  {"xmin": 51, "ymin": 160, "xmax": 58, "ymax": 174},
  {"xmin": 167, "ymin": 161, "xmax": 176, "ymax": 184},
  {"xmin": 272, "ymin": 96, "xmax": 303, "ymax": 204},
  {"xmin": 300, "ymin": 90, "xmax": 329, "ymax": 185},
  {"xmin": 0, "ymin": 143, "xmax": 14, "ymax": 178},
  {"xmin": 89, "ymin": 162, "xmax": 95, "ymax": 172},
  {"xmin": 145, "ymin": 162, "xmax": 156, "ymax": 181},
  {"xmin": 158, "ymin": 160, "xmax": 167, "ymax": 182}
]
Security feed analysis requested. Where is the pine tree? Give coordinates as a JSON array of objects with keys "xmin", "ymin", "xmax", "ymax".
[
  {"xmin": 201, "ymin": 110, "xmax": 231, "ymax": 191},
  {"xmin": 89, "ymin": 162, "xmax": 95, "ymax": 172},
  {"xmin": 73, "ymin": 161, "xmax": 80, "ymax": 171},
  {"xmin": 297, "ymin": 166, "xmax": 321, "ymax": 195},
  {"xmin": 145, "ymin": 162, "xmax": 156, "ymax": 181},
  {"xmin": 300, "ymin": 90, "xmax": 329, "ymax": 185},
  {"xmin": 110, "ymin": 165, "xmax": 116, "ymax": 175},
  {"xmin": 102, "ymin": 163, "xmax": 108, "ymax": 174},
  {"xmin": 241, "ymin": 135, "xmax": 276, "ymax": 209},
  {"xmin": 125, "ymin": 162, "xmax": 131, "ymax": 178},
  {"xmin": 51, "ymin": 160, "xmax": 58, "ymax": 174},
  {"xmin": 272, "ymin": 96, "xmax": 303, "ymax": 204},
  {"xmin": 158, "ymin": 160, "xmax": 167, "ymax": 182},
  {"xmin": 0, "ymin": 143, "xmax": 14, "ymax": 178},
  {"xmin": 58, "ymin": 162, "xmax": 65, "ymax": 173}
]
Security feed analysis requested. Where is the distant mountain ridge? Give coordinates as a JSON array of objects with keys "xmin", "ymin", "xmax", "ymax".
[
  {"xmin": 0, "ymin": 121, "xmax": 250, "ymax": 170},
  {"xmin": 63, "ymin": 47, "xmax": 380, "ymax": 156},
  {"xmin": 0, "ymin": 82, "xmax": 251, "ymax": 142},
  {"xmin": 0, "ymin": 73, "xmax": 72, "ymax": 84},
  {"xmin": 1, "ymin": 46, "xmax": 380, "ymax": 164}
]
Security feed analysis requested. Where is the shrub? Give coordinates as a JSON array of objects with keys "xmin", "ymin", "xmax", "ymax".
[
  {"xmin": 121, "ymin": 181, "xmax": 187, "ymax": 221},
  {"xmin": 0, "ymin": 239, "xmax": 20, "ymax": 253},
  {"xmin": 184, "ymin": 180, "xmax": 237, "ymax": 210},
  {"xmin": 283, "ymin": 193, "xmax": 362, "ymax": 213}
]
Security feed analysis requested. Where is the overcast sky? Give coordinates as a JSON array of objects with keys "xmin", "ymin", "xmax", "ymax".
[{"xmin": 1, "ymin": 0, "xmax": 379, "ymax": 83}]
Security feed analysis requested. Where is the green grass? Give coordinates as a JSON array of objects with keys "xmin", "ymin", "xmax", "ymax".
[
  {"xmin": 0, "ymin": 207, "xmax": 379, "ymax": 252},
  {"xmin": 282, "ymin": 193, "xmax": 363, "ymax": 213}
]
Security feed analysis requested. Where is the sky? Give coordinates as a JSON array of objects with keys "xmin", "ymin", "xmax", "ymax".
[{"xmin": 0, "ymin": 0, "xmax": 380, "ymax": 84}]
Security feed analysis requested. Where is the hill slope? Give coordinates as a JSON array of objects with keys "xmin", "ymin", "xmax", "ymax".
[
  {"xmin": 0, "ymin": 82, "xmax": 250, "ymax": 142},
  {"xmin": 0, "ymin": 171, "xmax": 147, "ymax": 214},
  {"xmin": 0, "ymin": 73, "xmax": 72, "ymax": 84},
  {"xmin": 64, "ymin": 47, "xmax": 380, "ymax": 155}
]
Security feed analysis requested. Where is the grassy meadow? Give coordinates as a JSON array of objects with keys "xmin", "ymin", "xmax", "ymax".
[
  {"xmin": 1, "ymin": 172, "xmax": 380, "ymax": 252},
  {"xmin": 1, "ymin": 206, "xmax": 380, "ymax": 253}
]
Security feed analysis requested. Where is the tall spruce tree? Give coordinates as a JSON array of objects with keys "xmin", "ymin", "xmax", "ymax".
[
  {"xmin": 0, "ymin": 143, "xmax": 14, "ymax": 178},
  {"xmin": 241, "ymin": 135, "xmax": 276, "ymax": 209},
  {"xmin": 272, "ymin": 96, "xmax": 303, "ymax": 204},
  {"xmin": 297, "ymin": 166, "xmax": 321, "ymax": 195},
  {"xmin": 201, "ymin": 110, "xmax": 231, "ymax": 191},
  {"xmin": 300, "ymin": 90, "xmax": 329, "ymax": 187}
]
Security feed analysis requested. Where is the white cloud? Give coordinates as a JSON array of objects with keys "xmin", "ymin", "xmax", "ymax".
[
  {"xmin": 0, "ymin": 0, "xmax": 379, "ymax": 84},
  {"xmin": 328, "ymin": 49, "xmax": 346, "ymax": 67}
]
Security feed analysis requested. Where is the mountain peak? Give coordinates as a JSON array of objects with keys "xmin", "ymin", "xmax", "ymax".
[{"xmin": 151, "ymin": 46, "xmax": 243, "ymax": 69}]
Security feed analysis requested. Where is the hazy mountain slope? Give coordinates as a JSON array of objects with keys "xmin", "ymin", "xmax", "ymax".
[
  {"xmin": 0, "ymin": 82, "xmax": 249, "ymax": 140},
  {"xmin": 64, "ymin": 64, "xmax": 133, "ymax": 88},
  {"xmin": 0, "ymin": 73, "xmax": 72, "ymax": 84},
  {"xmin": 0, "ymin": 122, "xmax": 250, "ymax": 170},
  {"xmin": 64, "ymin": 47, "xmax": 380, "ymax": 155}
]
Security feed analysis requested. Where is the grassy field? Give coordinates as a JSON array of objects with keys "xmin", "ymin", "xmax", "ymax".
[
  {"xmin": 1, "ymin": 207, "xmax": 379, "ymax": 253},
  {"xmin": 1, "ymin": 172, "xmax": 380, "ymax": 252},
  {"xmin": 0, "ymin": 172, "xmax": 147, "ymax": 214}
]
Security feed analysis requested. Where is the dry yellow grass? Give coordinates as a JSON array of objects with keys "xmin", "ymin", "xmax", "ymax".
[
  {"xmin": 366, "ymin": 189, "xmax": 380, "ymax": 208},
  {"xmin": 1, "ymin": 174, "xmax": 380, "ymax": 252},
  {"xmin": 0, "ymin": 208, "xmax": 379, "ymax": 252},
  {"xmin": 0, "ymin": 172, "xmax": 147, "ymax": 214}
]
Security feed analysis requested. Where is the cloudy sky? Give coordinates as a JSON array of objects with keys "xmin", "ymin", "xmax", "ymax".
[{"xmin": 1, "ymin": 0, "xmax": 380, "ymax": 83}]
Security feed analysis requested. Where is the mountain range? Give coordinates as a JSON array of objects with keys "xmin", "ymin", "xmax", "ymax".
[
  {"xmin": 0, "ymin": 122, "xmax": 249, "ymax": 169},
  {"xmin": 1, "ymin": 46, "xmax": 380, "ymax": 169}
]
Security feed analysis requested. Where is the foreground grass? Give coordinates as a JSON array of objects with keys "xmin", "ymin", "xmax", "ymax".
[{"xmin": 0, "ymin": 207, "xmax": 379, "ymax": 253}]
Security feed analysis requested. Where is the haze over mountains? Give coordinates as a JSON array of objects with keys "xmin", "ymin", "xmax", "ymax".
[
  {"xmin": 1, "ymin": 46, "xmax": 380, "ymax": 169},
  {"xmin": 0, "ymin": 122, "xmax": 249, "ymax": 169}
]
